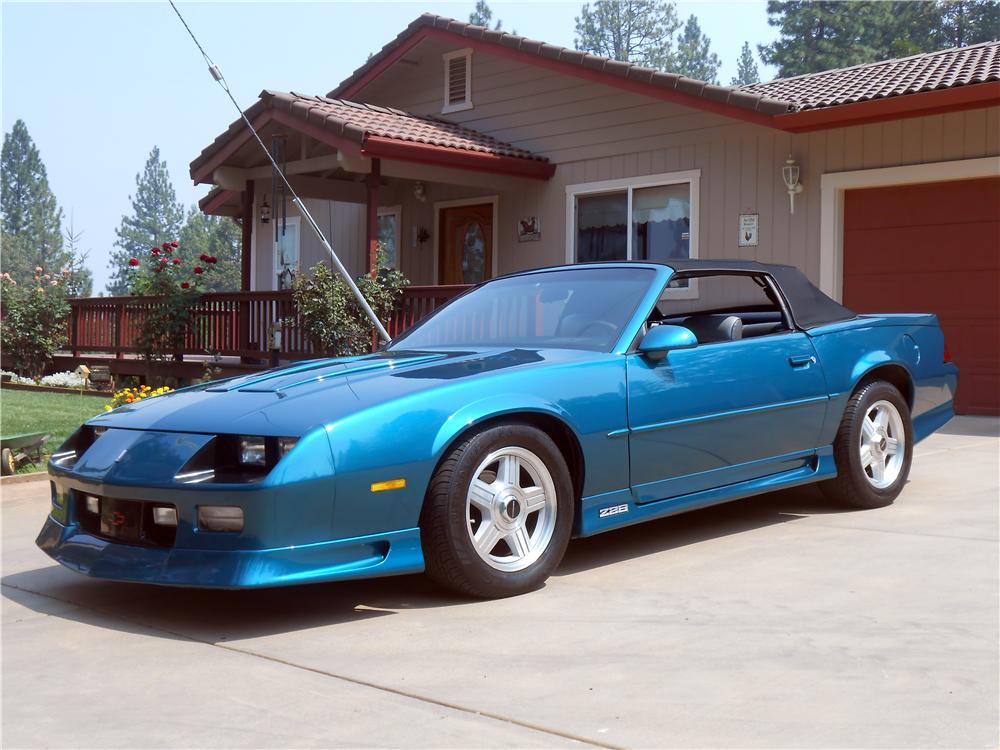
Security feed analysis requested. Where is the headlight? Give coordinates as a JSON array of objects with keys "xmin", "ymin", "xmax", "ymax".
[
  {"xmin": 238, "ymin": 437, "xmax": 266, "ymax": 466},
  {"xmin": 277, "ymin": 437, "xmax": 297, "ymax": 459},
  {"xmin": 49, "ymin": 425, "xmax": 106, "ymax": 468},
  {"xmin": 174, "ymin": 434, "xmax": 299, "ymax": 484}
]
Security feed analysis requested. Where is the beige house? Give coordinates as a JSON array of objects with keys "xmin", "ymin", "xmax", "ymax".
[{"xmin": 191, "ymin": 15, "xmax": 1000, "ymax": 414}]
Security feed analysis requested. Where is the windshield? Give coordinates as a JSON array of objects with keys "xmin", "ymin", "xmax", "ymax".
[{"xmin": 389, "ymin": 267, "xmax": 654, "ymax": 352}]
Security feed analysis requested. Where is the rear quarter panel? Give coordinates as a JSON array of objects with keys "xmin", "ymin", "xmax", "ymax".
[{"xmin": 809, "ymin": 314, "xmax": 958, "ymax": 444}]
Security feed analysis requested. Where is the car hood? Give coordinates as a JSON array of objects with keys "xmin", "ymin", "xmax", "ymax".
[{"xmin": 88, "ymin": 348, "xmax": 591, "ymax": 437}]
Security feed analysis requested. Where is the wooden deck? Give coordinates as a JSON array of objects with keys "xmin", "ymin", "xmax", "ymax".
[{"xmin": 25, "ymin": 284, "xmax": 471, "ymax": 383}]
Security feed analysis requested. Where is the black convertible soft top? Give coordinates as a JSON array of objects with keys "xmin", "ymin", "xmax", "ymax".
[{"xmin": 663, "ymin": 259, "xmax": 857, "ymax": 329}]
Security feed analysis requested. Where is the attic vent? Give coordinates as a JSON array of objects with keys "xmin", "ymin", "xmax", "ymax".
[{"xmin": 442, "ymin": 49, "xmax": 473, "ymax": 113}]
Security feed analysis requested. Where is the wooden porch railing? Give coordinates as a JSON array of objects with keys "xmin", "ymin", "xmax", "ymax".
[{"xmin": 66, "ymin": 284, "xmax": 470, "ymax": 360}]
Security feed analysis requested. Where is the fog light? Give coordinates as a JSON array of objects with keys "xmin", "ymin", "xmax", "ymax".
[
  {"xmin": 152, "ymin": 506, "xmax": 178, "ymax": 526},
  {"xmin": 198, "ymin": 505, "xmax": 244, "ymax": 532},
  {"xmin": 238, "ymin": 437, "xmax": 266, "ymax": 466},
  {"xmin": 84, "ymin": 494, "xmax": 100, "ymax": 514}
]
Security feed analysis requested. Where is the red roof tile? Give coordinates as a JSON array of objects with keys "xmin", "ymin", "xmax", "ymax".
[
  {"xmin": 329, "ymin": 13, "xmax": 791, "ymax": 117},
  {"xmin": 332, "ymin": 14, "xmax": 999, "ymax": 116},
  {"xmin": 190, "ymin": 90, "xmax": 548, "ymax": 181},
  {"xmin": 738, "ymin": 41, "xmax": 1000, "ymax": 110}
]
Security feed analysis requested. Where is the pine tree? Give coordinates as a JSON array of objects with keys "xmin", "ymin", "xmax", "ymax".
[
  {"xmin": 732, "ymin": 41, "xmax": 760, "ymax": 85},
  {"xmin": 179, "ymin": 208, "xmax": 242, "ymax": 292},
  {"xmin": 936, "ymin": 0, "xmax": 1000, "ymax": 48},
  {"xmin": 470, "ymin": 0, "xmax": 500, "ymax": 30},
  {"xmin": 760, "ymin": 1, "xmax": 998, "ymax": 79},
  {"xmin": 674, "ymin": 14, "xmax": 721, "ymax": 83},
  {"xmin": 575, "ymin": 0, "xmax": 681, "ymax": 69},
  {"xmin": 759, "ymin": 1, "xmax": 884, "ymax": 78},
  {"xmin": 63, "ymin": 218, "xmax": 94, "ymax": 297},
  {"xmin": 1, "ymin": 120, "xmax": 67, "ymax": 284},
  {"xmin": 108, "ymin": 147, "xmax": 183, "ymax": 295}
]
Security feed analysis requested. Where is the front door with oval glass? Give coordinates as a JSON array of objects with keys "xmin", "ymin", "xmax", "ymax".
[{"xmin": 439, "ymin": 203, "xmax": 493, "ymax": 285}]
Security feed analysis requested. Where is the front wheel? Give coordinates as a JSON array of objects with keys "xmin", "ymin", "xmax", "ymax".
[
  {"xmin": 421, "ymin": 423, "xmax": 574, "ymax": 598},
  {"xmin": 821, "ymin": 379, "xmax": 913, "ymax": 509}
]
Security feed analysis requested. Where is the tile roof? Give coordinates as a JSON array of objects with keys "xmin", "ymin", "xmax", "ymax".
[
  {"xmin": 190, "ymin": 90, "xmax": 548, "ymax": 180},
  {"xmin": 328, "ymin": 13, "xmax": 792, "ymax": 117},
  {"xmin": 331, "ymin": 14, "xmax": 999, "ymax": 116},
  {"xmin": 738, "ymin": 40, "xmax": 1000, "ymax": 110}
]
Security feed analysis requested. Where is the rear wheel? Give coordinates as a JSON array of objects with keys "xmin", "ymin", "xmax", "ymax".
[
  {"xmin": 821, "ymin": 380, "xmax": 913, "ymax": 509},
  {"xmin": 421, "ymin": 423, "xmax": 574, "ymax": 598}
]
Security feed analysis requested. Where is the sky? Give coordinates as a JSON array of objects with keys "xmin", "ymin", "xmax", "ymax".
[{"xmin": 2, "ymin": 0, "xmax": 779, "ymax": 293}]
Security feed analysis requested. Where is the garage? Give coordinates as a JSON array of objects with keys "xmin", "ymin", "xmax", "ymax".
[{"xmin": 842, "ymin": 176, "xmax": 1000, "ymax": 416}]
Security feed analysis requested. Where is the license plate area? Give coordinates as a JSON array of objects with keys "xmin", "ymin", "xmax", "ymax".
[
  {"xmin": 100, "ymin": 498, "xmax": 143, "ymax": 543},
  {"xmin": 74, "ymin": 493, "xmax": 178, "ymax": 548}
]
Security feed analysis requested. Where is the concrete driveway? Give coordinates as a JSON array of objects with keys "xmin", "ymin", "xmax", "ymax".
[{"xmin": 3, "ymin": 417, "xmax": 997, "ymax": 749}]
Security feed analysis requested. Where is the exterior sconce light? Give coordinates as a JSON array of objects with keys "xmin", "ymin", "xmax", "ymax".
[
  {"xmin": 782, "ymin": 155, "xmax": 803, "ymax": 214},
  {"xmin": 260, "ymin": 198, "xmax": 271, "ymax": 223},
  {"xmin": 413, "ymin": 181, "xmax": 427, "ymax": 203}
]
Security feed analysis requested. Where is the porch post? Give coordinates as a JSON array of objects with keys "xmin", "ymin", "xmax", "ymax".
[
  {"xmin": 240, "ymin": 181, "xmax": 254, "ymax": 291},
  {"xmin": 365, "ymin": 158, "xmax": 381, "ymax": 276},
  {"xmin": 239, "ymin": 181, "xmax": 254, "ymax": 359}
]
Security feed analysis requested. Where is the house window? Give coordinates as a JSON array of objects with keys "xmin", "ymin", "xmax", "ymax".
[
  {"xmin": 377, "ymin": 206, "xmax": 401, "ymax": 268},
  {"xmin": 273, "ymin": 216, "xmax": 300, "ymax": 290},
  {"xmin": 567, "ymin": 170, "xmax": 700, "ymax": 296},
  {"xmin": 442, "ymin": 49, "xmax": 473, "ymax": 113}
]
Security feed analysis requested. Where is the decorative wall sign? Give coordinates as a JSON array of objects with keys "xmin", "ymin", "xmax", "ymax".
[
  {"xmin": 738, "ymin": 213, "xmax": 759, "ymax": 247},
  {"xmin": 517, "ymin": 216, "xmax": 541, "ymax": 242}
]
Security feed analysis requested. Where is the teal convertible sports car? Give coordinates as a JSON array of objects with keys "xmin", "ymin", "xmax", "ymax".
[{"xmin": 38, "ymin": 261, "xmax": 957, "ymax": 597}]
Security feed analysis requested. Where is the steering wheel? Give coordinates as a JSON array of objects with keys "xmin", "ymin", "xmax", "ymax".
[{"xmin": 580, "ymin": 320, "xmax": 619, "ymax": 342}]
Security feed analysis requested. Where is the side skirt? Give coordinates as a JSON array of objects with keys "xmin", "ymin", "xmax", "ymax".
[{"xmin": 575, "ymin": 446, "xmax": 836, "ymax": 537}]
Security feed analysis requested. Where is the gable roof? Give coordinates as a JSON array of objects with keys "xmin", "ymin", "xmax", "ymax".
[
  {"xmin": 190, "ymin": 90, "xmax": 554, "ymax": 184},
  {"xmin": 739, "ymin": 40, "xmax": 1000, "ymax": 110},
  {"xmin": 330, "ymin": 13, "xmax": 790, "ymax": 124},
  {"xmin": 331, "ymin": 14, "xmax": 1000, "ymax": 132}
]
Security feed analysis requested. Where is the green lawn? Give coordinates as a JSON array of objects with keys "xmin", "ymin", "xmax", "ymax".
[{"xmin": 1, "ymin": 387, "xmax": 106, "ymax": 472}]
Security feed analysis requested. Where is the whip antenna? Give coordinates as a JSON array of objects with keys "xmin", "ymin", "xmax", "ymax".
[{"xmin": 167, "ymin": 0, "xmax": 391, "ymax": 344}]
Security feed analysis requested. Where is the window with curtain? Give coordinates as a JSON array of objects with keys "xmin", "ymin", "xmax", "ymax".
[
  {"xmin": 576, "ymin": 192, "xmax": 628, "ymax": 262},
  {"xmin": 571, "ymin": 177, "xmax": 695, "ymax": 280},
  {"xmin": 631, "ymin": 184, "xmax": 690, "ymax": 263}
]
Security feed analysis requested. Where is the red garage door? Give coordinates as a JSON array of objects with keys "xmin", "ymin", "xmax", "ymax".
[{"xmin": 843, "ymin": 177, "xmax": 1000, "ymax": 416}]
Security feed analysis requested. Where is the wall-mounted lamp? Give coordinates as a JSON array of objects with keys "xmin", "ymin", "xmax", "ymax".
[
  {"xmin": 413, "ymin": 181, "xmax": 427, "ymax": 203},
  {"xmin": 259, "ymin": 197, "xmax": 271, "ymax": 223},
  {"xmin": 782, "ymin": 155, "xmax": 803, "ymax": 214}
]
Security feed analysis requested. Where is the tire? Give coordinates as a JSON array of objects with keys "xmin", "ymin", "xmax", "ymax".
[
  {"xmin": 821, "ymin": 379, "xmax": 913, "ymax": 509},
  {"xmin": 1, "ymin": 448, "xmax": 15, "ymax": 476},
  {"xmin": 421, "ymin": 423, "xmax": 575, "ymax": 598}
]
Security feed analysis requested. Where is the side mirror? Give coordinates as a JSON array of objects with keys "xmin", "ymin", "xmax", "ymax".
[{"xmin": 638, "ymin": 324, "xmax": 697, "ymax": 361}]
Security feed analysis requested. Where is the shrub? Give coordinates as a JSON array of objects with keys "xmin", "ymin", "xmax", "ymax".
[
  {"xmin": 39, "ymin": 370, "xmax": 86, "ymax": 388},
  {"xmin": 1, "ymin": 369, "xmax": 35, "ymax": 385},
  {"xmin": 0, "ymin": 267, "xmax": 71, "ymax": 379},
  {"xmin": 293, "ymin": 248, "xmax": 408, "ymax": 357},
  {"xmin": 127, "ymin": 241, "xmax": 218, "ymax": 361}
]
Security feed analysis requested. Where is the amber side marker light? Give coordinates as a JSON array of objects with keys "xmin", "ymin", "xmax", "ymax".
[{"xmin": 370, "ymin": 478, "xmax": 406, "ymax": 493}]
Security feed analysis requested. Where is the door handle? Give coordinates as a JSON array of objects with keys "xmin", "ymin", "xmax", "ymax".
[{"xmin": 788, "ymin": 354, "xmax": 816, "ymax": 368}]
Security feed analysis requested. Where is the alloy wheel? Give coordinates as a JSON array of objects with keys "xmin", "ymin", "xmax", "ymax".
[{"xmin": 465, "ymin": 446, "xmax": 558, "ymax": 572}]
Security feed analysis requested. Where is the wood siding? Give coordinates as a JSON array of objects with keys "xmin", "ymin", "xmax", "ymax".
[{"xmin": 259, "ymin": 39, "xmax": 1000, "ymax": 288}]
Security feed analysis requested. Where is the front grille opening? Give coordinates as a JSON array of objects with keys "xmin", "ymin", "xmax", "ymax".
[{"xmin": 74, "ymin": 493, "xmax": 177, "ymax": 548}]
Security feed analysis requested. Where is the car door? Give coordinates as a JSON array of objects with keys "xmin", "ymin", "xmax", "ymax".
[{"xmin": 626, "ymin": 278, "xmax": 829, "ymax": 504}]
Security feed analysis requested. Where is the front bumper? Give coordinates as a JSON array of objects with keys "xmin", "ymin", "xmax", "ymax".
[{"xmin": 37, "ymin": 515, "xmax": 423, "ymax": 588}]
